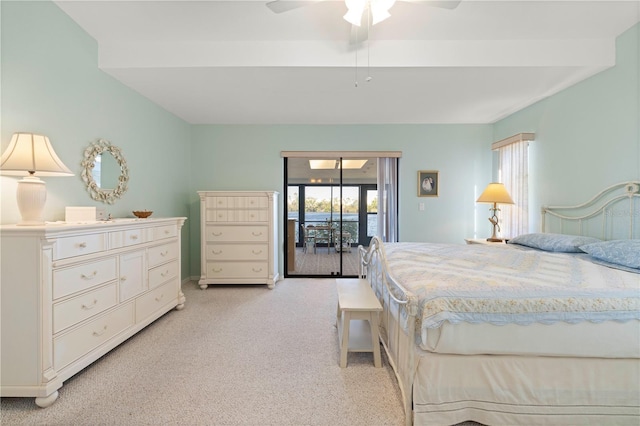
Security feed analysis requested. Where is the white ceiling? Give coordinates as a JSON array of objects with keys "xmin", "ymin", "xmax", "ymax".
[{"xmin": 54, "ymin": 0, "xmax": 640, "ymax": 125}]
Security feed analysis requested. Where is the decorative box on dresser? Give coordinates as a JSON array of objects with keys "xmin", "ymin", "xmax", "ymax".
[
  {"xmin": 0, "ymin": 217, "xmax": 186, "ymax": 407},
  {"xmin": 198, "ymin": 191, "xmax": 279, "ymax": 289}
]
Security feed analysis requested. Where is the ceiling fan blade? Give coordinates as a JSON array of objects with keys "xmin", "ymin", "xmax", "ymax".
[
  {"xmin": 401, "ymin": 0, "xmax": 462, "ymax": 10},
  {"xmin": 349, "ymin": 23, "xmax": 369, "ymax": 45},
  {"xmin": 266, "ymin": 0, "xmax": 326, "ymax": 14}
]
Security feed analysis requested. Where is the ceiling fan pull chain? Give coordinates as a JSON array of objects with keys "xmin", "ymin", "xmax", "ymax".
[
  {"xmin": 366, "ymin": 7, "xmax": 372, "ymax": 83},
  {"xmin": 354, "ymin": 25, "xmax": 359, "ymax": 87}
]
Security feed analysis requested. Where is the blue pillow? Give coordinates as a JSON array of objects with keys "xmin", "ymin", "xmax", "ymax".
[
  {"xmin": 507, "ymin": 233, "xmax": 602, "ymax": 253},
  {"xmin": 579, "ymin": 240, "xmax": 640, "ymax": 269}
]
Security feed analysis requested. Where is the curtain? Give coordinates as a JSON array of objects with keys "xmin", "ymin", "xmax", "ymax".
[
  {"xmin": 498, "ymin": 140, "xmax": 528, "ymax": 238},
  {"xmin": 377, "ymin": 158, "xmax": 399, "ymax": 242}
]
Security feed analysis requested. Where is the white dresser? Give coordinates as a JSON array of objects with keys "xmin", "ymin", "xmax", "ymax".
[
  {"xmin": 198, "ymin": 191, "xmax": 279, "ymax": 289},
  {"xmin": 0, "ymin": 217, "xmax": 186, "ymax": 407}
]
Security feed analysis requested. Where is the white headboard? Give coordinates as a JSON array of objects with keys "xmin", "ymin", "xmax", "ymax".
[{"xmin": 542, "ymin": 181, "xmax": 640, "ymax": 240}]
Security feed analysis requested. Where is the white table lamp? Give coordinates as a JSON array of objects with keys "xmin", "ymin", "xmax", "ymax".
[
  {"xmin": 476, "ymin": 182, "xmax": 514, "ymax": 242},
  {"xmin": 1, "ymin": 133, "xmax": 74, "ymax": 225}
]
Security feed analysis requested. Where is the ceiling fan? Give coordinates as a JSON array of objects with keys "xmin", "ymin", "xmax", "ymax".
[{"xmin": 266, "ymin": 0, "xmax": 462, "ymax": 44}]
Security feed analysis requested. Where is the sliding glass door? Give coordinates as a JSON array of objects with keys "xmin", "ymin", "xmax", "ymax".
[{"xmin": 285, "ymin": 156, "xmax": 377, "ymax": 277}]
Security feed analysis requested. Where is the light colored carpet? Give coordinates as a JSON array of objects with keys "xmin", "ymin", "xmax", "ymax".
[{"xmin": 1, "ymin": 279, "xmax": 481, "ymax": 426}]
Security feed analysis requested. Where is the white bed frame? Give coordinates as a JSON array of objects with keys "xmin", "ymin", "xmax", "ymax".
[{"xmin": 359, "ymin": 181, "xmax": 640, "ymax": 426}]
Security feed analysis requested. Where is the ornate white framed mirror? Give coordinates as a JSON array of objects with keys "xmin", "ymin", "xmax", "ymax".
[{"xmin": 80, "ymin": 139, "xmax": 129, "ymax": 204}]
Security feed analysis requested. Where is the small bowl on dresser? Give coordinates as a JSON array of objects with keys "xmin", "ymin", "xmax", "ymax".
[{"xmin": 133, "ymin": 210, "xmax": 153, "ymax": 219}]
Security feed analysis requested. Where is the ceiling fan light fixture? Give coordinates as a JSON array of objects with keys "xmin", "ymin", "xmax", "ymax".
[
  {"xmin": 370, "ymin": 8, "xmax": 391, "ymax": 25},
  {"xmin": 344, "ymin": 0, "xmax": 366, "ymax": 26},
  {"xmin": 371, "ymin": 0, "xmax": 396, "ymax": 24}
]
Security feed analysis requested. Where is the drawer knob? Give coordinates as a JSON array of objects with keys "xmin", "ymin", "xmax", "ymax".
[
  {"xmin": 212, "ymin": 268, "xmax": 222, "ymax": 273},
  {"xmin": 78, "ymin": 242, "xmax": 87, "ymax": 249},
  {"xmin": 130, "ymin": 235, "xmax": 138, "ymax": 240},
  {"xmin": 252, "ymin": 267, "xmax": 263, "ymax": 273},
  {"xmin": 81, "ymin": 299, "xmax": 98, "ymax": 310},
  {"xmin": 80, "ymin": 271, "xmax": 98, "ymax": 280},
  {"xmin": 161, "ymin": 270, "xmax": 170, "ymax": 277},
  {"xmin": 155, "ymin": 294, "xmax": 165, "ymax": 302},
  {"xmin": 161, "ymin": 250, "xmax": 169, "ymax": 257},
  {"xmin": 164, "ymin": 230, "xmax": 170, "ymax": 235},
  {"xmin": 252, "ymin": 250, "xmax": 262, "ymax": 255},
  {"xmin": 120, "ymin": 276, "xmax": 127, "ymax": 282},
  {"xmin": 212, "ymin": 232, "xmax": 222, "ymax": 237},
  {"xmin": 252, "ymin": 232, "xmax": 262, "ymax": 236},
  {"xmin": 212, "ymin": 250, "xmax": 222, "ymax": 255},
  {"xmin": 92, "ymin": 325, "xmax": 107, "ymax": 337}
]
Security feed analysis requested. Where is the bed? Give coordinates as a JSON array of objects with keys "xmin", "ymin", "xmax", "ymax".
[{"xmin": 359, "ymin": 181, "xmax": 640, "ymax": 426}]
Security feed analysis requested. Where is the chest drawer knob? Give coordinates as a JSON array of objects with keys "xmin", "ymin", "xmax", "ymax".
[
  {"xmin": 252, "ymin": 267, "xmax": 263, "ymax": 273},
  {"xmin": 129, "ymin": 235, "xmax": 138, "ymax": 240},
  {"xmin": 211, "ymin": 250, "xmax": 222, "ymax": 255},
  {"xmin": 155, "ymin": 293, "xmax": 165, "ymax": 302},
  {"xmin": 81, "ymin": 299, "xmax": 99, "ymax": 310},
  {"xmin": 120, "ymin": 276, "xmax": 127, "ymax": 282},
  {"xmin": 212, "ymin": 232, "xmax": 222, "ymax": 237},
  {"xmin": 160, "ymin": 250, "xmax": 169, "ymax": 257},
  {"xmin": 252, "ymin": 232, "xmax": 263, "ymax": 236},
  {"xmin": 252, "ymin": 250, "xmax": 263, "ymax": 255},
  {"xmin": 92, "ymin": 325, "xmax": 108, "ymax": 337},
  {"xmin": 77, "ymin": 242, "xmax": 87, "ymax": 249},
  {"xmin": 212, "ymin": 268, "xmax": 222, "ymax": 273},
  {"xmin": 80, "ymin": 271, "xmax": 98, "ymax": 280}
]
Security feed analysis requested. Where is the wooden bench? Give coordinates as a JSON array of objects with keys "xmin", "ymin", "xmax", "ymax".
[{"xmin": 336, "ymin": 278, "xmax": 383, "ymax": 368}]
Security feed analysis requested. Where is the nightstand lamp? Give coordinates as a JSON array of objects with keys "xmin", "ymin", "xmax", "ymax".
[
  {"xmin": 0, "ymin": 133, "xmax": 74, "ymax": 225},
  {"xmin": 476, "ymin": 182, "xmax": 514, "ymax": 242}
]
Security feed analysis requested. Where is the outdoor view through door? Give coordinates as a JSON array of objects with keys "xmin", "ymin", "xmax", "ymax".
[{"xmin": 285, "ymin": 157, "xmax": 378, "ymax": 277}]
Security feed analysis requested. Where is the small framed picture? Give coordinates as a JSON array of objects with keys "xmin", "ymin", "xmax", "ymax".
[{"xmin": 418, "ymin": 170, "xmax": 439, "ymax": 197}]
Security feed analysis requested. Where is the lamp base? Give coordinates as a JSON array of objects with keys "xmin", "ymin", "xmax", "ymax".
[
  {"xmin": 16, "ymin": 176, "xmax": 46, "ymax": 226},
  {"xmin": 486, "ymin": 237, "xmax": 505, "ymax": 243}
]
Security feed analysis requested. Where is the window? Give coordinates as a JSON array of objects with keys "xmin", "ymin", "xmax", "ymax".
[{"xmin": 493, "ymin": 133, "xmax": 535, "ymax": 238}]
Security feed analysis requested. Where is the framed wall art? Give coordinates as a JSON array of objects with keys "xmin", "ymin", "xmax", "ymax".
[{"xmin": 418, "ymin": 170, "xmax": 439, "ymax": 197}]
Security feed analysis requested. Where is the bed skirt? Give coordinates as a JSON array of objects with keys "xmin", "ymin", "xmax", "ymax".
[{"xmin": 412, "ymin": 352, "xmax": 640, "ymax": 426}]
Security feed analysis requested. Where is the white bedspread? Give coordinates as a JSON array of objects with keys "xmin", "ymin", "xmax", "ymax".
[{"xmin": 383, "ymin": 243, "xmax": 640, "ymax": 347}]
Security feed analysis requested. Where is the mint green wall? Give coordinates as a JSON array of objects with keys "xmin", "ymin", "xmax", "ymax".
[
  {"xmin": 493, "ymin": 24, "xmax": 640, "ymax": 232},
  {"xmin": 1, "ymin": 1, "xmax": 192, "ymax": 277},
  {"xmin": 189, "ymin": 125, "xmax": 493, "ymax": 277},
  {"xmin": 4, "ymin": 2, "xmax": 638, "ymax": 282}
]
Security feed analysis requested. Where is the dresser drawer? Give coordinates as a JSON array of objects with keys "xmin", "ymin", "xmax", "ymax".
[
  {"xmin": 149, "ymin": 260, "xmax": 178, "ymax": 289},
  {"xmin": 53, "ymin": 257, "xmax": 118, "ymax": 300},
  {"xmin": 54, "ymin": 302, "xmax": 135, "ymax": 370},
  {"xmin": 235, "ymin": 196, "xmax": 268, "ymax": 209},
  {"xmin": 153, "ymin": 224, "xmax": 177, "ymax": 241},
  {"xmin": 119, "ymin": 250, "xmax": 146, "ymax": 302},
  {"xmin": 206, "ymin": 210, "xmax": 229, "ymax": 222},
  {"xmin": 205, "ymin": 196, "xmax": 229, "ymax": 209},
  {"xmin": 110, "ymin": 228, "xmax": 145, "ymax": 248},
  {"xmin": 54, "ymin": 233, "xmax": 107, "ymax": 260},
  {"xmin": 53, "ymin": 283, "xmax": 118, "ymax": 334},
  {"xmin": 136, "ymin": 280, "xmax": 177, "ymax": 322},
  {"xmin": 148, "ymin": 242, "xmax": 178, "ymax": 268},
  {"xmin": 206, "ymin": 261, "xmax": 269, "ymax": 279},
  {"xmin": 205, "ymin": 244, "xmax": 268, "ymax": 261},
  {"xmin": 205, "ymin": 209, "xmax": 268, "ymax": 223},
  {"xmin": 205, "ymin": 226, "xmax": 268, "ymax": 242}
]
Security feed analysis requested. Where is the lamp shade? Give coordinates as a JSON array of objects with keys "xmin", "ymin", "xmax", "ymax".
[
  {"xmin": 0, "ymin": 133, "xmax": 74, "ymax": 177},
  {"xmin": 476, "ymin": 183, "xmax": 514, "ymax": 205}
]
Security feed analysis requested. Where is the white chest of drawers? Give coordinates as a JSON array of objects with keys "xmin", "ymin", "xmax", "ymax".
[
  {"xmin": 0, "ymin": 217, "xmax": 186, "ymax": 407},
  {"xmin": 198, "ymin": 191, "xmax": 279, "ymax": 289}
]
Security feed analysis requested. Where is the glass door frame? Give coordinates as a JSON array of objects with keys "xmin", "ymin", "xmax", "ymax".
[{"xmin": 284, "ymin": 156, "xmax": 350, "ymax": 278}]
